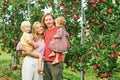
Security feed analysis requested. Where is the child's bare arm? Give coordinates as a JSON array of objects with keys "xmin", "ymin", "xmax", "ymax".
[{"xmin": 27, "ymin": 40, "xmax": 38, "ymax": 48}]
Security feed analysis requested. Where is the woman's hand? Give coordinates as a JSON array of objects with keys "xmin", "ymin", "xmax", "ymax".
[
  {"xmin": 21, "ymin": 46, "xmax": 32, "ymax": 56},
  {"xmin": 37, "ymin": 68, "xmax": 45, "ymax": 76}
]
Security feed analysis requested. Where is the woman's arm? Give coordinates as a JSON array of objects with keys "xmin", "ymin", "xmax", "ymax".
[
  {"xmin": 16, "ymin": 41, "xmax": 32, "ymax": 56},
  {"xmin": 16, "ymin": 42, "xmax": 22, "ymax": 51}
]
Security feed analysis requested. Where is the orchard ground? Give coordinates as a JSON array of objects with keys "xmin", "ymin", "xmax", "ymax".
[{"xmin": 0, "ymin": 53, "xmax": 120, "ymax": 80}]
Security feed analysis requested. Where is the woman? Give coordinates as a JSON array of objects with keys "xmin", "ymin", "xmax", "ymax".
[
  {"xmin": 41, "ymin": 13, "xmax": 64, "ymax": 80},
  {"xmin": 17, "ymin": 21, "xmax": 45, "ymax": 80}
]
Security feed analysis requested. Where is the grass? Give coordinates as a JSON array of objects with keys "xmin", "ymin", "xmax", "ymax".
[
  {"xmin": 0, "ymin": 54, "xmax": 22, "ymax": 80},
  {"xmin": 0, "ymin": 53, "xmax": 120, "ymax": 80}
]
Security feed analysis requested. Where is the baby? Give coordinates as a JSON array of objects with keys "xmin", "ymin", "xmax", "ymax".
[
  {"xmin": 49, "ymin": 16, "xmax": 69, "ymax": 64},
  {"xmin": 20, "ymin": 21, "xmax": 39, "ymax": 57}
]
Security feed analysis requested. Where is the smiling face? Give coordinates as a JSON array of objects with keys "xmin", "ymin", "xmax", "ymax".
[
  {"xmin": 41, "ymin": 13, "xmax": 55, "ymax": 29},
  {"xmin": 35, "ymin": 24, "xmax": 44, "ymax": 35},
  {"xmin": 32, "ymin": 22, "xmax": 44, "ymax": 35},
  {"xmin": 44, "ymin": 15, "xmax": 55, "ymax": 29}
]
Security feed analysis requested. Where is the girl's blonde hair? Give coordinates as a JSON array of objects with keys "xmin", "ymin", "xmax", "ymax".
[
  {"xmin": 20, "ymin": 21, "xmax": 31, "ymax": 32},
  {"xmin": 32, "ymin": 21, "xmax": 44, "ymax": 41},
  {"xmin": 55, "ymin": 16, "xmax": 66, "ymax": 26}
]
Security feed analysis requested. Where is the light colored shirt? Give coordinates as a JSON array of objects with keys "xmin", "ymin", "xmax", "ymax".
[
  {"xmin": 34, "ymin": 40, "xmax": 45, "ymax": 56},
  {"xmin": 20, "ymin": 32, "xmax": 33, "ymax": 51}
]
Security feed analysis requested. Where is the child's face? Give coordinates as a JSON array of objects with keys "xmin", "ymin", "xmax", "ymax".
[
  {"xmin": 24, "ymin": 26, "xmax": 31, "ymax": 33},
  {"xmin": 55, "ymin": 22, "xmax": 61, "ymax": 27}
]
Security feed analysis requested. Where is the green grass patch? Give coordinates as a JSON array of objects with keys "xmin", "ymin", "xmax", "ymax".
[{"xmin": 0, "ymin": 54, "xmax": 120, "ymax": 80}]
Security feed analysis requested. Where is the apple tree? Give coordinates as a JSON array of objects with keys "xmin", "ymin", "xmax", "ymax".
[{"xmin": 64, "ymin": 0, "xmax": 120, "ymax": 79}]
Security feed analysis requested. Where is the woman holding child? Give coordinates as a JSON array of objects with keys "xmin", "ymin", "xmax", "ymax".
[{"xmin": 17, "ymin": 21, "xmax": 45, "ymax": 80}]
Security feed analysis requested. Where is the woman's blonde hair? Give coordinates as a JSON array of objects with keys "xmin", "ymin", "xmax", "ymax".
[
  {"xmin": 55, "ymin": 16, "xmax": 66, "ymax": 26},
  {"xmin": 32, "ymin": 21, "xmax": 44, "ymax": 41}
]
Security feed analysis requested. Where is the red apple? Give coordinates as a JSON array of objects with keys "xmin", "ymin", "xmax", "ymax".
[
  {"xmin": 100, "ymin": 74, "xmax": 104, "ymax": 79},
  {"xmin": 4, "ymin": 0, "xmax": 10, "ymax": 3},
  {"xmin": 111, "ymin": 44, "xmax": 116, "ymax": 49},
  {"xmin": 99, "ymin": 44, "xmax": 102, "ymax": 49},
  {"xmin": 8, "ymin": 48, "xmax": 11, "ymax": 52},
  {"xmin": 104, "ymin": 73, "xmax": 108, "ymax": 78},
  {"xmin": 2, "ymin": 36, "xmax": 7, "ymax": 41},
  {"xmin": 72, "ymin": 14, "xmax": 78, "ymax": 20},
  {"xmin": 92, "ymin": 4, "xmax": 96, "ymax": 8},
  {"xmin": 87, "ymin": 51, "xmax": 92, "ymax": 55},
  {"xmin": 97, "ymin": 0, "xmax": 101, "ymax": 3},
  {"xmin": 69, "ymin": 31, "xmax": 74, "ymax": 35},
  {"xmin": 59, "ymin": 1, "xmax": 63, "ymax": 6},
  {"xmin": 107, "ymin": 8, "xmax": 112, "ymax": 14},
  {"xmin": 100, "ymin": 73, "xmax": 108, "ymax": 78},
  {"xmin": 93, "ymin": 64, "xmax": 100, "ymax": 70},
  {"xmin": 61, "ymin": 8, "xmax": 67, "ymax": 13},
  {"xmin": 93, "ymin": 65, "xmax": 98, "ymax": 70},
  {"xmin": 72, "ymin": 6, "xmax": 77, "ymax": 11},
  {"xmin": 83, "ymin": 69, "xmax": 86, "ymax": 73},
  {"xmin": 95, "ymin": 20, "xmax": 99, "ymax": 24},
  {"xmin": 102, "ymin": 21, "xmax": 107, "ymax": 26},
  {"xmin": 90, "ymin": 0, "xmax": 95, "ymax": 4},
  {"xmin": 91, "ymin": 19, "xmax": 96, "ymax": 23},
  {"xmin": 101, "ymin": 0, "xmax": 106, "ymax": 2},
  {"xmin": 2, "ymin": 14, "xmax": 5, "ymax": 18},
  {"xmin": 78, "ymin": 58, "xmax": 82, "ymax": 62},
  {"xmin": 75, "ymin": 0, "xmax": 79, "ymax": 3},
  {"xmin": 48, "ymin": 2, "xmax": 51, "ymax": 7},
  {"xmin": 110, "ymin": 53, "xmax": 115, "ymax": 59},
  {"xmin": 71, "ymin": 67, "xmax": 75, "ymax": 72},
  {"xmin": 116, "ymin": 52, "xmax": 119, "ymax": 56},
  {"xmin": 96, "ymin": 53, "xmax": 99, "ymax": 57},
  {"xmin": 1, "ymin": 6, "xmax": 7, "ymax": 9}
]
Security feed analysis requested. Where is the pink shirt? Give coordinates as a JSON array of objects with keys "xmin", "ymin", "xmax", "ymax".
[
  {"xmin": 16, "ymin": 40, "xmax": 45, "ymax": 57},
  {"xmin": 34, "ymin": 40, "xmax": 45, "ymax": 56}
]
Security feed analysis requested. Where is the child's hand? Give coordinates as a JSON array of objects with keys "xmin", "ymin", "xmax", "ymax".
[
  {"xmin": 27, "ymin": 40, "xmax": 32, "ymax": 44},
  {"xmin": 34, "ymin": 44, "xmax": 38, "ymax": 49},
  {"xmin": 54, "ymin": 35, "xmax": 58, "ymax": 38}
]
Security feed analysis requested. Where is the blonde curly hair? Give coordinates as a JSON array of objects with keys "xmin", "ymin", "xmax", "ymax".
[
  {"xmin": 55, "ymin": 16, "xmax": 66, "ymax": 26},
  {"xmin": 20, "ymin": 21, "xmax": 31, "ymax": 32}
]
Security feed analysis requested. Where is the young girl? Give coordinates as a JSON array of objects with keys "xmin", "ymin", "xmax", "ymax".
[{"xmin": 48, "ymin": 16, "xmax": 69, "ymax": 64}]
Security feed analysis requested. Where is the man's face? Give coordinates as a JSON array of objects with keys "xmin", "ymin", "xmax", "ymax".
[{"xmin": 44, "ymin": 15, "xmax": 54, "ymax": 29}]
